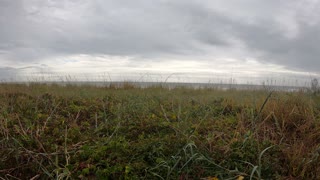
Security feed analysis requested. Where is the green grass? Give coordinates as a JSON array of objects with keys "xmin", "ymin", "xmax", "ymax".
[{"xmin": 0, "ymin": 83, "xmax": 319, "ymax": 179}]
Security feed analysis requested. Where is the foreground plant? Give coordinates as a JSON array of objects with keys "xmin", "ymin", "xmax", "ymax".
[{"xmin": 0, "ymin": 83, "xmax": 319, "ymax": 179}]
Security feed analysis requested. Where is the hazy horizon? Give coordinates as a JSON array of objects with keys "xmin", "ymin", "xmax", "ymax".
[{"xmin": 2, "ymin": 72, "xmax": 314, "ymax": 88}]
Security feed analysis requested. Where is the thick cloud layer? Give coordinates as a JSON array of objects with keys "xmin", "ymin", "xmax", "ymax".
[{"xmin": 0, "ymin": 0, "xmax": 320, "ymax": 80}]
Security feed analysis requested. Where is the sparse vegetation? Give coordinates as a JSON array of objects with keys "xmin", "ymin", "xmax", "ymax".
[{"xmin": 0, "ymin": 83, "xmax": 320, "ymax": 179}]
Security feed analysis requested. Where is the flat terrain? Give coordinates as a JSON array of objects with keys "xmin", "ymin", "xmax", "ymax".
[{"xmin": 0, "ymin": 83, "xmax": 319, "ymax": 179}]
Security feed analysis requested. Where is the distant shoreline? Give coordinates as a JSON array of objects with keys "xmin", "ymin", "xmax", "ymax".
[{"xmin": 1, "ymin": 81, "xmax": 308, "ymax": 91}]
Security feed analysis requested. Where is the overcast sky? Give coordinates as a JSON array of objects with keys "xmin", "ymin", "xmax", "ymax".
[{"xmin": 0, "ymin": 0, "xmax": 319, "ymax": 85}]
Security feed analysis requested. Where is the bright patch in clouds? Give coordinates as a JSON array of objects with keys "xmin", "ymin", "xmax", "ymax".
[{"xmin": 8, "ymin": 54, "xmax": 314, "ymax": 87}]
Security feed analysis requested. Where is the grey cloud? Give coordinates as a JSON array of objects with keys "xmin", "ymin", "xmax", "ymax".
[
  {"xmin": 232, "ymin": 19, "xmax": 320, "ymax": 72},
  {"xmin": 0, "ymin": 67, "xmax": 18, "ymax": 80},
  {"xmin": 0, "ymin": 0, "xmax": 319, "ymax": 74},
  {"xmin": 0, "ymin": 0, "xmax": 233, "ymax": 60}
]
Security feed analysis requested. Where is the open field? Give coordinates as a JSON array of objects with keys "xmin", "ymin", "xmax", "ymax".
[{"xmin": 0, "ymin": 83, "xmax": 319, "ymax": 179}]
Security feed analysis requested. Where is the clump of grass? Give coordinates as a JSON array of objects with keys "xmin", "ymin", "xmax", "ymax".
[{"xmin": 0, "ymin": 83, "xmax": 319, "ymax": 179}]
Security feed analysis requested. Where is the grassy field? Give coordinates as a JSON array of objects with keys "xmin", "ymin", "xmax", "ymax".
[{"xmin": 0, "ymin": 83, "xmax": 319, "ymax": 179}]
